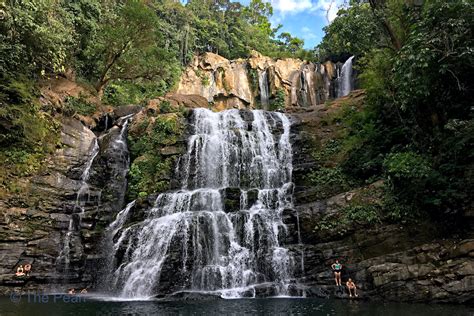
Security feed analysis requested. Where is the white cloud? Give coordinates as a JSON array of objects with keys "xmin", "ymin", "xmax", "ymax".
[
  {"xmin": 267, "ymin": 0, "xmax": 345, "ymax": 22},
  {"xmin": 314, "ymin": 0, "xmax": 346, "ymax": 23},
  {"xmin": 269, "ymin": 0, "xmax": 313, "ymax": 15}
]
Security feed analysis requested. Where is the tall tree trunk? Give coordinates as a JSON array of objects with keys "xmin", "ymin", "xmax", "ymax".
[
  {"xmin": 95, "ymin": 58, "xmax": 117, "ymax": 95},
  {"xmin": 95, "ymin": 40, "xmax": 131, "ymax": 96},
  {"xmin": 95, "ymin": 80, "xmax": 109, "ymax": 98}
]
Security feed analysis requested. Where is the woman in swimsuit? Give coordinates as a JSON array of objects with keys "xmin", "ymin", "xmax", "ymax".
[{"xmin": 331, "ymin": 259, "xmax": 342, "ymax": 286}]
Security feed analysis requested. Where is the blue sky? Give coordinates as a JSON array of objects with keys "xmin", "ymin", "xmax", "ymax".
[{"xmin": 239, "ymin": 0, "xmax": 346, "ymax": 48}]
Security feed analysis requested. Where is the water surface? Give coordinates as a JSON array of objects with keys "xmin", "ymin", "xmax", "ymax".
[{"xmin": 0, "ymin": 296, "xmax": 472, "ymax": 316}]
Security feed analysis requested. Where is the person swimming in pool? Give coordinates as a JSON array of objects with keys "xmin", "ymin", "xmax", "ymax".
[{"xmin": 331, "ymin": 259, "xmax": 343, "ymax": 286}]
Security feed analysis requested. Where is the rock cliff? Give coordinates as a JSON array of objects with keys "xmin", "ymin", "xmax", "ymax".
[
  {"xmin": 0, "ymin": 112, "xmax": 141, "ymax": 293},
  {"xmin": 176, "ymin": 51, "xmax": 342, "ymax": 110}
]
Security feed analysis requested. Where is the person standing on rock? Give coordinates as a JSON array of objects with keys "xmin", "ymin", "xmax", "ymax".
[{"xmin": 331, "ymin": 259, "xmax": 343, "ymax": 286}]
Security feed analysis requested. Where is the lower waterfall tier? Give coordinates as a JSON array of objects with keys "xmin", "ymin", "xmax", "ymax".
[{"xmin": 107, "ymin": 109, "xmax": 300, "ymax": 298}]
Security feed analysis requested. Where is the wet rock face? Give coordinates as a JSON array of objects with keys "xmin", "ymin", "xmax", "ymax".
[
  {"xmin": 0, "ymin": 116, "xmax": 132, "ymax": 294},
  {"xmin": 177, "ymin": 51, "xmax": 341, "ymax": 110},
  {"xmin": 177, "ymin": 53, "xmax": 254, "ymax": 109}
]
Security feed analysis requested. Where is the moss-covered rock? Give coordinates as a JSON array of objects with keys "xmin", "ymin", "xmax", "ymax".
[{"xmin": 126, "ymin": 107, "xmax": 187, "ymax": 200}]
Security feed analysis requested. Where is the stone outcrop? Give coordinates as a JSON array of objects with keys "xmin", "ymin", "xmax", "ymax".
[
  {"xmin": 284, "ymin": 185, "xmax": 474, "ymax": 304},
  {"xmin": 177, "ymin": 52, "xmax": 254, "ymax": 110},
  {"xmin": 176, "ymin": 51, "xmax": 343, "ymax": 110}
]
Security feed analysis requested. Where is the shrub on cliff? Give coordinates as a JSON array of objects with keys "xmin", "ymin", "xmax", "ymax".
[
  {"xmin": 0, "ymin": 75, "xmax": 59, "ymax": 192},
  {"xmin": 127, "ymin": 112, "xmax": 184, "ymax": 200}
]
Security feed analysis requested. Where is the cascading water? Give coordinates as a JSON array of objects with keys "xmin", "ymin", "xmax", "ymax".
[
  {"xmin": 337, "ymin": 56, "xmax": 354, "ymax": 97},
  {"xmin": 109, "ymin": 108, "xmax": 298, "ymax": 299},
  {"xmin": 258, "ymin": 69, "xmax": 270, "ymax": 109},
  {"xmin": 57, "ymin": 138, "xmax": 99, "ymax": 271},
  {"xmin": 57, "ymin": 116, "xmax": 133, "ymax": 273},
  {"xmin": 107, "ymin": 115, "xmax": 134, "ymax": 208}
]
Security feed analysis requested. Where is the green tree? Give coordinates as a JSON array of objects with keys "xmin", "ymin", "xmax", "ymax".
[
  {"xmin": 277, "ymin": 32, "xmax": 305, "ymax": 54},
  {"xmin": 0, "ymin": 0, "xmax": 75, "ymax": 76},
  {"xmin": 326, "ymin": 0, "xmax": 473, "ymax": 221},
  {"xmin": 83, "ymin": 1, "xmax": 179, "ymax": 94},
  {"xmin": 317, "ymin": 2, "xmax": 380, "ymax": 59}
]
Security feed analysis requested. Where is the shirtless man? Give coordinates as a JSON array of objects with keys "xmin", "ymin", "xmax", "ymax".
[
  {"xmin": 346, "ymin": 278, "xmax": 358, "ymax": 297},
  {"xmin": 331, "ymin": 260, "xmax": 342, "ymax": 286}
]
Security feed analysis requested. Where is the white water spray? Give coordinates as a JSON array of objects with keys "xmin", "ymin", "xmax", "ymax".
[{"xmin": 337, "ymin": 56, "xmax": 354, "ymax": 97}]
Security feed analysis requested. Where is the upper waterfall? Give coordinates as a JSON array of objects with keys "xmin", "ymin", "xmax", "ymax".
[
  {"xmin": 258, "ymin": 69, "xmax": 270, "ymax": 109},
  {"xmin": 337, "ymin": 56, "xmax": 355, "ymax": 97},
  {"xmin": 109, "ymin": 108, "xmax": 298, "ymax": 299}
]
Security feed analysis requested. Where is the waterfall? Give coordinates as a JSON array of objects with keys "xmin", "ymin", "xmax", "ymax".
[
  {"xmin": 337, "ymin": 56, "xmax": 354, "ymax": 97},
  {"xmin": 57, "ymin": 138, "xmax": 99, "ymax": 271},
  {"xmin": 110, "ymin": 108, "xmax": 296, "ymax": 299},
  {"xmin": 108, "ymin": 115, "xmax": 133, "ymax": 208},
  {"xmin": 104, "ymin": 200, "xmax": 136, "ymax": 286},
  {"xmin": 57, "ymin": 115, "xmax": 133, "ymax": 274},
  {"xmin": 258, "ymin": 69, "xmax": 270, "ymax": 109}
]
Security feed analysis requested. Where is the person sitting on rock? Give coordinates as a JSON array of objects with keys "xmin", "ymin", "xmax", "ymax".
[
  {"xmin": 331, "ymin": 259, "xmax": 343, "ymax": 286},
  {"xmin": 23, "ymin": 263, "xmax": 31, "ymax": 276},
  {"xmin": 15, "ymin": 265, "xmax": 25, "ymax": 277},
  {"xmin": 346, "ymin": 278, "xmax": 358, "ymax": 298}
]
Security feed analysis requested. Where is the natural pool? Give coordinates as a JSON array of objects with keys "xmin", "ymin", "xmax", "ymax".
[{"xmin": 0, "ymin": 296, "xmax": 472, "ymax": 316}]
